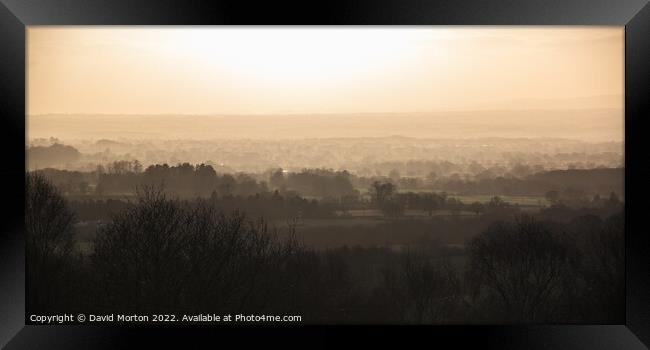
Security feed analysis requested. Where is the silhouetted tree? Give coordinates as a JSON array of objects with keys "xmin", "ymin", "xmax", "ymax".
[
  {"xmin": 378, "ymin": 252, "xmax": 461, "ymax": 323},
  {"xmin": 575, "ymin": 212, "xmax": 624, "ymax": 321},
  {"xmin": 369, "ymin": 181, "xmax": 395, "ymax": 206},
  {"xmin": 90, "ymin": 186, "xmax": 323, "ymax": 316},
  {"xmin": 92, "ymin": 187, "xmax": 190, "ymax": 313},
  {"xmin": 27, "ymin": 143, "xmax": 81, "ymax": 169},
  {"xmin": 25, "ymin": 173, "xmax": 78, "ymax": 312},
  {"xmin": 466, "ymin": 215, "xmax": 573, "ymax": 322}
]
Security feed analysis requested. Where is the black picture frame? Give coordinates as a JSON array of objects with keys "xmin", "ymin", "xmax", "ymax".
[{"xmin": 1, "ymin": 0, "xmax": 649, "ymax": 348}]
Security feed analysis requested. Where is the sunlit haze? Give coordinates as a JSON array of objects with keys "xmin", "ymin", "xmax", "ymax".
[
  {"xmin": 29, "ymin": 27, "xmax": 623, "ymax": 114},
  {"xmin": 28, "ymin": 27, "xmax": 623, "ymax": 142},
  {"xmin": 25, "ymin": 27, "xmax": 626, "ymax": 326}
]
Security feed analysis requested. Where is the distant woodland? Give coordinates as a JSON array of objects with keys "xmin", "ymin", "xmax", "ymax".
[
  {"xmin": 26, "ymin": 136, "xmax": 624, "ymax": 324},
  {"xmin": 25, "ymin": 27, "xmax": 625, "ymax": 325}
]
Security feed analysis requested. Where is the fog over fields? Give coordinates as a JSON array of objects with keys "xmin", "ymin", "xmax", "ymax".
[
  {"xmin": 27, "ymin": 108, "xmax": 624, "ymax": 173},
  {"xmin": 28, "ymin": 108, "xmax": 622, "ymax": 142},
  {"xmin": 26, "ymin": 27, "xmax": 625, "ymax": 325}
]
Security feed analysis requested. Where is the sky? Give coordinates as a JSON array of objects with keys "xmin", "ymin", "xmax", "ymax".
[{"xmin": 27, "ymin": 27, "xmax": 624, "ymax": 116}]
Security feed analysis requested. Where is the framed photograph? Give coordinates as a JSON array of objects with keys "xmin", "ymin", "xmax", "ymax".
[{"xmin": 1, "ymin": 0, "xmax": 649, "ymax": 348}]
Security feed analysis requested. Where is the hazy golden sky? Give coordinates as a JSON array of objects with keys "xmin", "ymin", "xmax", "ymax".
[{"xmin": 28, "ymin": 27, "xmax": 623, "ymax": 115}]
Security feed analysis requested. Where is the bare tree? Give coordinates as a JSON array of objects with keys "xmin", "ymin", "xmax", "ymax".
[
  {"xmin": 92, "ymin": 187, "xmax": 191, "ymax": 313},
  {"xmin": 369, "ymin": 181, "xmax": 395, "ymax": 207},
  {"xmin": 575, "ymin": 212, "xmax": 624, "ymax": 321},
  {"xmin": 91, "ymin": 186, "xmax": 311, "ymax": 315},
  {"xmin": 25, "ymin": 172, "xmax": 77, "ymax": 312},
  {"xmin": 466, "ymin": 215, "xmax": 573, "ymax": 322},
  {"xmin": 378, "ymin": 251, "xmax": 461, "ymax": 324}
]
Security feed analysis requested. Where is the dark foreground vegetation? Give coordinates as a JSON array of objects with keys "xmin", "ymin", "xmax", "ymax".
[{"xmin": 26, "ymin": 172, "xmax": 623, "ymax": 324}]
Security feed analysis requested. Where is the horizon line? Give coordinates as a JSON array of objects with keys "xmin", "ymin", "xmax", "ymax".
[{"xmin": 28, "ymin": 106, "xmax": 624, "ymax": 118}]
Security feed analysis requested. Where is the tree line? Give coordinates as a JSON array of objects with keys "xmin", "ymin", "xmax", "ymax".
[
  {"xmin": 27, "ymin": 173, "xmax": 623, "ymax": 323},
  {"xmin": 34, "ymin": 161, "xmax": 623, "ymax": 202}
]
